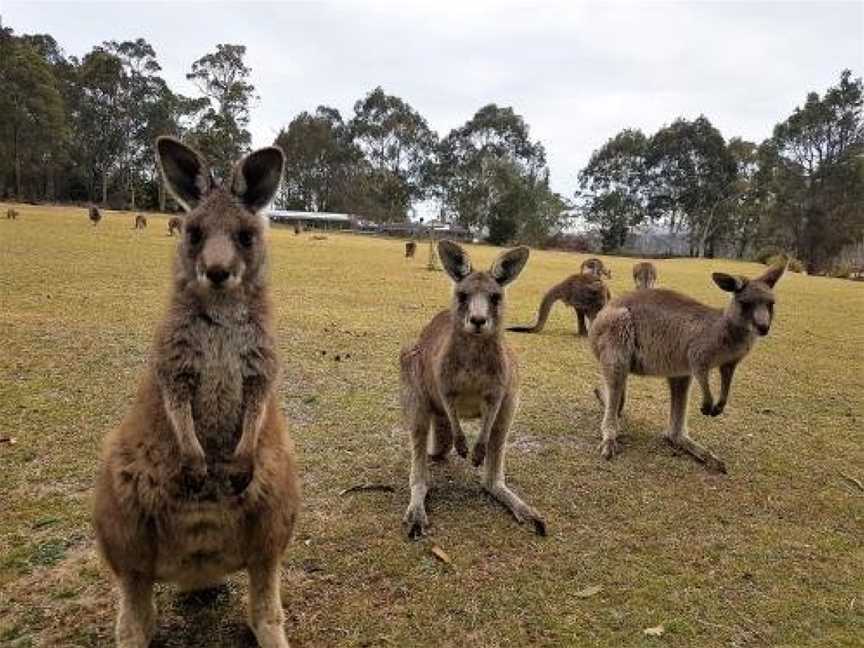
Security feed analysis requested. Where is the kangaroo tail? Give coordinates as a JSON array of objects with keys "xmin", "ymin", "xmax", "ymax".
[{"xmin": 507, "ymin": 284, "xmax": 563, "ymax": 333}]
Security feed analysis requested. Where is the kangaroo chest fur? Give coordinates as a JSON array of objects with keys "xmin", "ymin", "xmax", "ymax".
[{"xmin": 438, "ymin": 338, "xmax": 508, "ymax": 420}]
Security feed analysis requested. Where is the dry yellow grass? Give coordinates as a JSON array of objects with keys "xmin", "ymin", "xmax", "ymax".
[{"xmin": 1, "ymin": 202, "xmax": 862, "ymax": 647}]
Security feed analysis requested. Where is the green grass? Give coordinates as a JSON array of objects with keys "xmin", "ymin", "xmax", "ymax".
[{"xmin": 1, "ymin": 202, "xmax": 862, "ymax": 647}]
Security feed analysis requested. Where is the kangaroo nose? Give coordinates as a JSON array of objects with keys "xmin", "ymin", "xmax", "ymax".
[
  {"xmin": 470, "ymin": 316, "xmax": 487, "ymax": 328},
  {"xmin": 206, "ymin": 267, "xmax": 230, "ymax": 286},
  {"xmin": 756, "ymin": 324, "xmax": 770, "ymax": 336}
]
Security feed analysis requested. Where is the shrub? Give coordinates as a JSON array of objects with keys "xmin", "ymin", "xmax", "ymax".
[
  {"xmin": 787, "ymin": 257, "xmax": 804, "ymax": 273},
  {"xmin": 754, "ymin": 246, "xmax": 783, "ymax": 264}
]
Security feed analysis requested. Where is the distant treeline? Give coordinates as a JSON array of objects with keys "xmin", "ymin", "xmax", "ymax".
[{"xmin": 0, "ymin": 23, "xmax": 861, "ymax": 270}]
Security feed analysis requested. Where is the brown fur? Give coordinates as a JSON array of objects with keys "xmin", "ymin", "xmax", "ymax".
[
  {"xmin": 508, "ymin": 274, "xmax": 611, "ymax": 336},
  {"xmin": 6, "ymin": 208, "xmax": 18, "ymax": 220},
  {"xmin": 90, "ymin": 206, "xmax": 102, "ymax": 225},
  {"xmin": 589, "ymin": 264, "xmax": 786, "ymax": 473},
  {"xmin": 134, "ymin": 214, "xmax": 148, "ymax": 229},
  {"xmin": 581, "ymin": 257, "xmax": 611, "ymax": 279},
  {"xmin": 93, "ymin": 138, "xmax": 299, "ymax": 648},
  {"xmin": 400, "ymin": 241, "xmax": 546, "ymax": 539},
  {"xmin": 405, "ymin": 241, "xmax": 417, "ymax": 258},
  {"xmin": 167, "ymin": 216, "xmax": 184, "ymax": 236},
  {"xmin": 632, "ymin": 262, "xmax": 657, "ymax": 289}
]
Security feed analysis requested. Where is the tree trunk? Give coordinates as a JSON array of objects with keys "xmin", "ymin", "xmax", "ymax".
[
  {"xmin": 102, "ymin": 171, "xmax": 108, "ymax": 206},
  {"xmin": 13, "ymin": 125, "xmax": 21, "ymax": 199},
  {"xmin": 158, "ymin": 181, "xmax": 166, "ymax": 212}
]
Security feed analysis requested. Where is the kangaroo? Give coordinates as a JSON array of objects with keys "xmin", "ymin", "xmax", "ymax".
[
  {"xmin": 400, "ymin": 241, "xmax": 546, "ymax": 539},
  {"xmin": 134, "ymin": 214, "xmax": 148, "ymax": 229},
  {"xmin": 6, "ymin": 208, "xmax": 17, "ymax": 220},
  {"xmin": 508, "ymin": 274, "xmax": 611, "ymax": 336},
  {"xmin": 405, "ymin": 240, "xmax": 417, "ymax": 258},
  {"xmin": 89, "ymin": 205, "xmax": 102, "ymax": 225},
  {"xmin": 632, "ymin": 262, "xmax": 657, "ymax": 289},
  {"xmin": 589, "ymin": 264, "xmax": 786, "ymax": 473},
  {"xmin": 581, "ymin": 257, "xmax": 611, "ymax": 279},
  {"xmin": 292, "ymin": 222, "xmax": 302, "ymax": 235},
  {"xmin": 93, "ymin": 137, "xmax": 299, "ymax": 648},
  {"xmin": 167, "ymin": 215, "xmax": 184, "ymax": 236}
]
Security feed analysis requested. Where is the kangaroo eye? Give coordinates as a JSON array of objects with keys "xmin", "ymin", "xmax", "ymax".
[
  {"xmin": 186, "ymin": 225, "xmax": 203, "ymax": 247},
  {"xmin": 236, "ymin": 229, "xmax": 255, "ymax": 248}
]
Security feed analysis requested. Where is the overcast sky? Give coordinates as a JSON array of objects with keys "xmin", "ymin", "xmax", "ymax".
[{"xmin": 4, "ymin": 1, "xmax": 862, "ymax": 199}]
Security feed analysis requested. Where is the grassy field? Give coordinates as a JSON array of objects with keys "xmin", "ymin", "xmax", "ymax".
[{"xmin": 0, "ymin": 202, "xmax": 862, "ymax": 648}]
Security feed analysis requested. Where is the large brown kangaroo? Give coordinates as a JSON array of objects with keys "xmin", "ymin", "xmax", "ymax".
[
  {"xmin": 93, "ymin": 137, "xmax": 299, "ymax": 648},
  {"xmin": 632, "ymin": 262, "xmax": 657, "ymax": 289},
  {"xmin": 400, "ymin": 241, "xmax": 546, "ymax": 539},
  {"xmin": 589, "ymin": 264, "xmax": 786, "ymax": 473},
  {"xmin": 508, "ymin": 274, "xmax": 611, "ymax": 336}
]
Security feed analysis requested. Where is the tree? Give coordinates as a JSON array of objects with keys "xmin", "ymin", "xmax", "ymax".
[
  {"xmin": 435, "ymin": 104, "xmax": 552, "ymax": 238},
  {"xmin": 274, "ymin": 106, "xmax": 363, "ymax": 212},
  {"xmin": 348, "ymin": 87, "xmax": 436, "ymax": 221},
  {"xmin": 768, "ymin": 70, "xmax": 864, "ymax": 270},
  {"xmin": 577, "ymin": 129, "xmax": 649, "ymax": 252},
  {"xmin": 0, "ymin": 32, "xmax": 67, "ymax": 200},
  {"xmin": 643, "ymin": 116, "xmax": 738, "ymax": 256},
  {"xmin": 186, "ymin": 44, "xmax": 257, "ymax": 177}
]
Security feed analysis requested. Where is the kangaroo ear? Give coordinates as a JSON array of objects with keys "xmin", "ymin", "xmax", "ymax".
[
  {"xmin": 156, "ymin": 137, "xmax": 213, "ymax": 212},
  {"xmin": 231, "ymin": 147, "xmax": 285, "ymax": 213},
  {"xmin": 712, "ymin": 272, "xmax": 746, "ymax": 293},
  {"xmin": 438, "ymin": 240, "xmax": 472, "ymax": 282},
  {"xmin": 491, "ymin": 246, "xmax": 530, "ymax": 286},
  {"xmin": 756, "ymin": 262, "xmax": 786, "ymax": 288}
]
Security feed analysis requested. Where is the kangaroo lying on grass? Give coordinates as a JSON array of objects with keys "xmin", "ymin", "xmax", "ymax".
[
  {"xmin": 589, "ymin": 263, "xmax": 786, "ymax": 473},
  {"xmin": 508, "ymin": 274, "xmax": 611, "ymax": 336},
  {"xmin": 581, "ymin": 257, "xmax": 611, "ymax": 279},
  {"xmin": 400, "ymin": 241, "xmax": 546, "ymax": 539},
  {"xmin": 93, "ymin": 137, "xmax": 299, "ymax": 648},
  {"xmin": 167, "ymin": 215, "xmax": 183, "ymax": 236},
  {"xmin": 632, "ymin": 262, "xmax": 657, "ymax": 289}
]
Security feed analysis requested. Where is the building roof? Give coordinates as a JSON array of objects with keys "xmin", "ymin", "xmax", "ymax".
[{"xmin": 269, "ymin": 210, "xmax": 353, "ymax": 222}]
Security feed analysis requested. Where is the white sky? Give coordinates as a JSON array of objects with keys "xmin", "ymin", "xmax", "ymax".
[{"xmin": 3, "ymin": 0, "xmax": 862, "ymax": 201}]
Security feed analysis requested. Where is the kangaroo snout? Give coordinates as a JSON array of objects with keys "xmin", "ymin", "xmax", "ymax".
[{"xmin": 206, "ymin": 266, "xmax": 231, "ymax": 286}]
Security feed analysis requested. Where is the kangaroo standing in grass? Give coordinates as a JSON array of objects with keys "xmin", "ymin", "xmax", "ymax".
[
  {"xmin": 6, "ymin": 208, "xmax": 17, "ymax": 220},
  {"xmin": 93, "ymin": 138, "xmax": 299, "ymax": 648},
  {"xmin": 581, "ymin": 257, "xmax": 611, "ymax": 279},
  {"xmin": 589, "ymin": 264, "xmax": 785, "ymax": 473},
  {"xmin": 134, "ymin": 214, "xmax": 147, "ymax": 229},
  {"xmin": 90, "ymin": 205, "xmax": 102, "ymax": 225},
  {"xmin": 167, "ymin": 215, "xmax": 183, "ymax": 236},
  {"xmin": 400, "ymin": 241, "xmax": 546, "ymax": 539},
  {"xmin": 508, "ymin": 274, "xmax": 610, "ymax": 336},
  {"xmin": 632, "ymin": 262, "xmax": 657, "ymax": 289},
  {"xmin": 405, "ymin": 240, "xmax": 417, "ymax": 258}
]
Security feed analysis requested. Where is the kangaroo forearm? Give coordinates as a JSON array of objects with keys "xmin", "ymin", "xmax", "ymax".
[
  {"xmin": 163, "ymin": 396, "xmax": 203, "ymax": 457},
  {"xmin": 234, "ymin": 380, "xmax": 271, "ymax": 457}
]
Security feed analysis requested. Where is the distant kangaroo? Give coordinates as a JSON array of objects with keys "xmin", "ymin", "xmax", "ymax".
[
  {"xmin": 589, "ymin": 264, "xmax": 786, "ymax": 473},
  {"xmin": 581, "ymin": 257, "xmax": 611, "ymax": 279},
  {"xmin": 400, "ymin": 241, "xmax": 546, "ymax": 539},
  {"xmin": 93, "ymin": 138, "xmax": 299, "ymax": 648},
  {"xmin": 167, "ymin": 215, "xmax": 183, "ymax": 236},
  {"xmin": 6, "ymin": 208, "xmax": 17, "ymax": 220},
  {"xmin": 405, "ymin": 241, "xmax": 417, "ymax": 258},
  {"xmin": 632, "ymin": 262, "xmax": 657, "ymax": 289},
  {"xmin": 508, "ymin": 274, "xmax": 611, "ymax": 336},
  {"xmin": 133, "ymin": 214, "xmax": 147, "ymax": 229},
  {"xmin": 89, "ymin": 206, "xmax": 102, "ymax": 226}
]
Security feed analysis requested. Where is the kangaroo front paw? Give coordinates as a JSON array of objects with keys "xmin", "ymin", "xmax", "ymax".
[
  {"xmin": 471, "ymin": 441, "xmax": 486, "ymax": 467},
  {"xmin": 597, "ymin": 438, "xmax": 620, "ymax": 460},
  {"xmin": 710, "ymin": 402, "xmax": 726, "ymax": 417},
  {"xmin": 700, "ymin": 401, "xmax": 714, "ymax": 416},
  {"xmin": 403, "ymin": 504, "xmax": 428, "ymax": 540}
]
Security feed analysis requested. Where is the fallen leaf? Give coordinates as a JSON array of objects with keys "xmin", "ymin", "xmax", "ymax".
[
  {"xmin": 575, "ymin": 585, "xmax": 603, "ymax": 598},
  {"xmin": 840, "ymin": 473, "xmax": 864, "ymax": 492},
  {"xmin": 643, "ymin": 624, "xmax": 665, "ymax": 637},
  {"xmin": 430, "ymin": 545, "xmax": 451, "ymax": 564}
]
